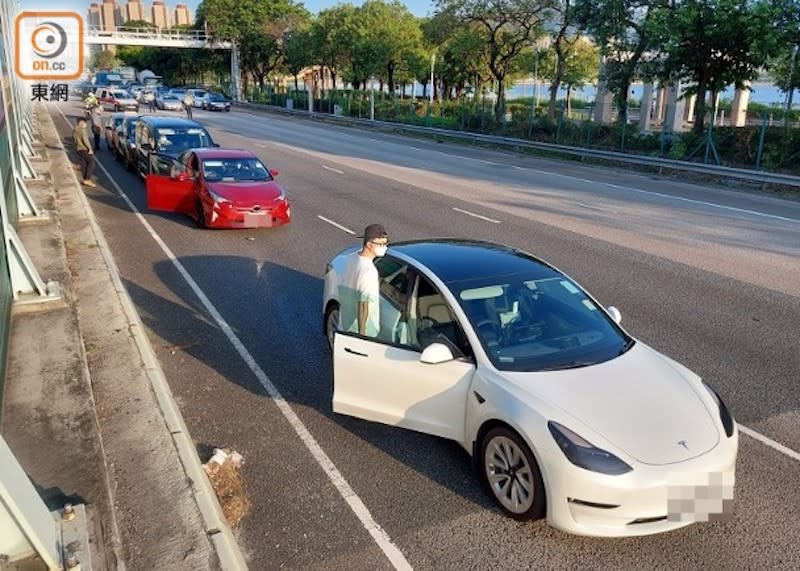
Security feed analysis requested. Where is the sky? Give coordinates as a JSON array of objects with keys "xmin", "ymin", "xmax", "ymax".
[{"xmin": 19, "ymin": 0, "xmax": 436, "ymax": 18}]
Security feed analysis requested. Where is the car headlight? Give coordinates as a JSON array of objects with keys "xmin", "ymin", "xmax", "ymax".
[
  {"xmin": 208, "ymin": 190, "xmax": 231, "ymax": 205},
  {"xmin": 703, "ymin": 383, "xmax": 735, "ymax": 437},
  {"xmin": 548, "ymin": 421, "xmax": 633, "ymax": 475}
]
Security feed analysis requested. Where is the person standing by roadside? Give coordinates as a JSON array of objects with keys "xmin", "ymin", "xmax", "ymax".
[
  {"xmin": 73, "ymin": 117, "xmax": 96, "ymax": 187},
  {"xmin": 146, "ymin": 90, "xmax": 156, "ymax": 112},
  {"xmin": 90, "ymin": 106, "xmax": 103, "ymax": 151},
  {"xmin": 182, "ymin": 93, "xmax": 193, "ymax": 119},
  {"xmin": 337, "ymin": 224, "xmax": 389, "ymax": 338}
]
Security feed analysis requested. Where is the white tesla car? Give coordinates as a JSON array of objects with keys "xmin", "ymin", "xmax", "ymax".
[{"xmin": 322, "ymin": 240, "xmax": 738, "ymax": 537}]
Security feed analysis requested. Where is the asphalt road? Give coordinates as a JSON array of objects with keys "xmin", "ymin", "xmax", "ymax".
[{"xmin": 53, "ymin": 102, "xmax": 800, "ymax": 570}]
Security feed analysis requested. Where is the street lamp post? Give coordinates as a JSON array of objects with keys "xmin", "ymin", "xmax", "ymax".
[{"xmin": 430, "ymin": 53, "xmax": 436, "ymax": 104}]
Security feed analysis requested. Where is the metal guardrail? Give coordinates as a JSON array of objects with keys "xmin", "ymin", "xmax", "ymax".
[{"xmin": 234, "ymin": 100, "xmax": 800, "ymax": 189}]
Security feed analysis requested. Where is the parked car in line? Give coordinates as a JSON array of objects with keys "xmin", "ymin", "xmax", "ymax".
[
  {"xmin": 104, "ymin": 111, "xmax": 136, "ymax": 153},
  {"xmin": 96, "ymin": 87, "xmax": 139, "ymax": 112},
  {"xmin": 322, "ymin": 239, "xmax": 738, "ymax": 537},
  {"xmin": 134, "ymin": 116, "xmax": 217, "ymax": 178},
  {"xmin": 145, "ymin": 148, "xmax": 291, "ymax": 229},
  {"xmin": 187, "ymin": 88, "xmax": 207, "ymax": 107},
  {"xmin": 156, "ymin": 93, "xmax": 183, "ymax": 111},
  {"xmin": 114, "ymin": 114, "xmax": 142, "ymax": 171},
  {"xmin": 200, "ymin": 92, "xmax": 231, "ymax": 112}
]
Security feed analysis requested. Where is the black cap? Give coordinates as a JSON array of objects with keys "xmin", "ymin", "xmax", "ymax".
[{"xmin": 359, "ymin": 223, "xmax": 388, "ymax": 242}]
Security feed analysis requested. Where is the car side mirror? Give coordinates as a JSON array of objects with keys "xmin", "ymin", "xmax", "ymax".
[
  {"xmin": 212, "ymin": 143, "xmax": 220, "ymax": 147},
  {"xmin": 269, "ymin": 169, "xmax": 279, "ymax": 177},
  {"xmin": 607, "ymin": 306, "xmax": 622, "ymax": 324},
  {"xmin": 420, "ymin": 343, "xmax": 455, "ymax": 365},
  {"xmin": 141, "ymin": 143, "xmax": 152, "ymax": 151}
]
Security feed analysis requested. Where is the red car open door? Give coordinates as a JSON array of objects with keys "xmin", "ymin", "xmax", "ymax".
[{"xmin": 145, "ymin": 154, "xmax": 194, "ymax": 214}]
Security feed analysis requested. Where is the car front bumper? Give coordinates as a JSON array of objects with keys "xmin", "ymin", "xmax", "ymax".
[
  {"xmin": 209, "ymin": 201, "xmax": 291, "ymax": 229},
  {"xmin": 542, "ymin": 428, "xmax": 738, "ymax": 537}
]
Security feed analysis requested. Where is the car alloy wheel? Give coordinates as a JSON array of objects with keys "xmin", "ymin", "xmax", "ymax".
[
  {"xmin": 481, "ymin": 427, "xmax": 545, "ymax": 520},
  {"xmin": 325, "ymin": 303, "xmax": 339, "ymax": 351}
]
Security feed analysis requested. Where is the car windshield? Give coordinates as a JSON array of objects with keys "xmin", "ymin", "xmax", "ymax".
[
  {"xmin": 453, "ymin": 273, "xmax": 632, "ymax": 372},
  {"xmin": 112, "ymin": 91, "xmax": 129, "ymax": 98},
  {"xmin": 155, "ymin": 128, "xmax": 213, "ymax": 153},
  {"xmin": 202, "ymin": 158, "xmax": 271, "ymax": 182},
  {"xmin": 209, "ymin": 94, "xmax": 226, "ymax": 101}
]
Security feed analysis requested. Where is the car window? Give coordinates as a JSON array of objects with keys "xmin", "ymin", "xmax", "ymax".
[
  {"xmin": 372, "ymin": 258, "xmax": 470, "ymax": 356},
  {"xmin": 201, "ymin": 158, "xmax": 270, "ymax": 182},
  {"xmin": 155, "ymin": 127, "xmax": 213, "ymax": 153},
  {"xmin": 411, "ymin": 275, "xmax": 471, "ymax": 356},
  {"xmin": 454, "ymin": 274, "xmax": 631, "ymax": 372}
]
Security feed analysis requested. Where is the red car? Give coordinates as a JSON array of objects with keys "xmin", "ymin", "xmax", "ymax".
[{"xmin": 145, "ymin": 148, "xmax": 292, "ymax": 229}]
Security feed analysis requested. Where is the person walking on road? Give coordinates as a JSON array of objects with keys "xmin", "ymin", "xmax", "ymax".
[
  {"xmin": 90, "ymin": 106, "xmax": 103, "ymax": 151},
  {"xmin": 182, "ymin": 93, "xmax": 193, "ymax": 119},
  {"xmin": 337, "ymin": 224, "xmax": 389, "ymax": 339},
  {"xmin": 145, "ymin": 90, "xmax": 156, "ymax": 112},
  {"xmin": 73, "ymin": 117, "xmax": 96, "ymax": 187}
]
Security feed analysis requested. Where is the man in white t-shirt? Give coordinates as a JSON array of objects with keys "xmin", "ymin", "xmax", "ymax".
[{"xmin": 338, "ymin": 224, "xmax": 389, "ymax": 338}]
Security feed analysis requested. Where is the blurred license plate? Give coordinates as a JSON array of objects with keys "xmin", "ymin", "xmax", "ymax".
[{"xmin": 244, "ymin": 212, "xmax": 272, "ymax": 227}]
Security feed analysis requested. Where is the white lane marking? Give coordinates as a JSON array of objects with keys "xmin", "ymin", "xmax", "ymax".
[
  {"xmin": 57, "ymin": 108, "xmax": 413, "ymax": 571},
  {"xmin": 317, "ymin": 215, "xmax": 356, "ymax": 235},
  {"xmin": 739, "ymin": 425, "xmax": 800, "ymax": 462},
  {"xmin": 322, "ymin": 165, "xmax": 345, "ymax": 175},
  {"xmin": 452, "ymin": 207, "xmax": 502, "ymax": 224},
  {"xmin": 82, "ymin": 108, "xmax": 800, "ymax": 470},
  {"xmin": 226, "ymin": 113, "xmax": 799, "ymax": 224}
]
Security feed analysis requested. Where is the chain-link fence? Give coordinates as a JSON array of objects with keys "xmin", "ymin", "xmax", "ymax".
[{"xmin": 244, "ymin": 87, "xmax": 800, "ymax": 177}]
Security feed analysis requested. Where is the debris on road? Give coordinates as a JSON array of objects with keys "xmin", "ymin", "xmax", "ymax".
[{"xmin": 203, "ymin": 448, "xmax": 249, "ymax": 527}]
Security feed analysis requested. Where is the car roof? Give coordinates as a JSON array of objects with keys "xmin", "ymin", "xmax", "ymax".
[
  {"xmin": 136, "ymin": 116, "xmax": 204, "ymax": 128},
  {"xmin": 192, "ymin": 148, "xmax": 256, "ymax": 159},
  {"xmin": 388, "ymin": 239, "xmax": 561, "ymax": 284}
]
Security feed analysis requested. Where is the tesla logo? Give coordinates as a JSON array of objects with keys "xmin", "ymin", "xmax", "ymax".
[
  {"xmin": 678, "ymin": 440, "xmax": 689, "ymax": 450},
  {"xmin": 252, "ymin": 205, "xmax": 261, "ymax": 211}
]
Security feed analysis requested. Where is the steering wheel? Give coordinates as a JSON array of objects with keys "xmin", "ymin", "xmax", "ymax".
[{"xmin": 475, "ymin": 319, "xmax": 503, "ymax": 345}]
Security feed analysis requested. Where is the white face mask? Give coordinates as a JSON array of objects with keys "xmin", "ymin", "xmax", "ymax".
[{"xmin": 373, "ymin": 244, "xmax": 388, "ymax": 257}]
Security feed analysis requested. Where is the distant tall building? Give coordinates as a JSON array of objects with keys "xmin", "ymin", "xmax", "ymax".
[
  {"xmin": 88, "ymin": 3, "xmax": 101, "ymax": 28},
  {"xmin": 151, "ymin": 0, "xmax": 169, "ymax": 29},
  {"xmin": 124, "ymin": 1, "xmax": 148, "ymax": 24},
  {"xmin": 174, "ymin": 3, "xmax": 191, "ymax": 27},
  {"xmin": 100, "ymin": 0, "xmax": 121, "ymax": 29}
]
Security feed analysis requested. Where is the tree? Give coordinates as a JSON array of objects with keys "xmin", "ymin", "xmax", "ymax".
[
  {"xmin": 198, "ymin": 0, "xmax": 309, "ymax": 92},
  {"xmin": 546, "ymin": 0, "xmax": 583, "ymax": 118},
  {"xmin": 283, "ymin": 27, "xmax": 313, "ymax": 92},
  {"xmin": 90, "ymin": 49, "xmax": 117, "ymax": 71},
  {"xmin": 575, "ymin": 0, "xmax": 666, "ymax": 125},
  {"xmin": 422, "ymin": 13, "xmax": 489, "ymax": 99},
  {"xmin": 359, "ymin": 1, "xmax": 424, "ymax": 96},
  {"xmin": 121, "ymin": 19, "xmax": 155, "ymax": 29},
  {"xmin": 652, "ymin": 0, "xmax": 776, "ymax": 134},
  {"xmin": 436, "ymin": 0, "xmax": 555, "ymax": 121}
]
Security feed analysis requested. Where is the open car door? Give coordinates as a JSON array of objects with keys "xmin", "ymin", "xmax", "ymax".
[
  {"xmin": 332, "ymin": 332, "xmax": 475, "ymax": 443},
  {"xmin": 145, "ymin": 153, "xmax": 194, "ymax": 214}
]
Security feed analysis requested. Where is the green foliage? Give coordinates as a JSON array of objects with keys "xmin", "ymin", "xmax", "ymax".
[
  {"xmin": 652, "ymin": 0, "xmax": 777, "ymax": 133},
  {"xmin": 435, "ymin": 0, "xmax": 556, "ymax": 119},
  {"xmin": 90, "ymin": 50, "xmax": 118, "ymax": 71}
]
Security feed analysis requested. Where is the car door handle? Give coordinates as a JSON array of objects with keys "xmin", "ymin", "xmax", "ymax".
[{"xmin": 344, "ymin": 347, "xmax": 368, "ymax": 357}]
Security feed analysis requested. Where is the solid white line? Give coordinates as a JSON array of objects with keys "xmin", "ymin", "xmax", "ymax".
[
  {"xmin": 452, "ymin": 207, "xmax": 502, "ymax": 224},
  {"xmin": 317, "ymin": 215, "xmax": 356, "ymax": 235},
  {"xmin": 322, "ymin": 165, "xmax": 345, "ymax": 175},
  {"xmin": 58, "ymin": 109, "xmax": 412, "ymax": 571},
  {"xmin": 739, "ymin": 425, "xmax": 800, "ymax": 462}
]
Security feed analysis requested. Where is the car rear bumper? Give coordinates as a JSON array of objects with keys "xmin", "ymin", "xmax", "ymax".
[{"xmin": 543, "ymin": 428, "xmax": 738, "ymax": 537}]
